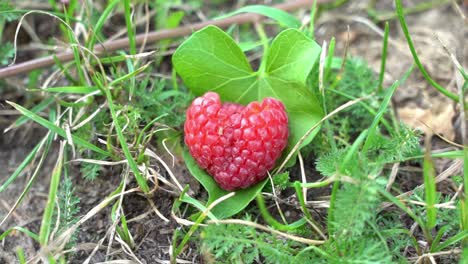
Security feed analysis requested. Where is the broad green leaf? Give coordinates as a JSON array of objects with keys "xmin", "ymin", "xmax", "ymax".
[
  {"xmin": 172, "ymin": 26, "xmax": 255, "ymax": 97},
  {"xmin": 173, "ymin": 26, "xmax": 323, "ymax": 216},
  {"xmin": 173, "ymin": 26, "xmax": 323, "ymax": 153},
  {"xmin": 183, "ymin": 149, "xmax": 267, "ymax": 219},
  {"xmin": 215, "ymin": 5, "xmax": 301, "ymax": 29},
  {"xmin": 265, "ymin": 29, "xmax": 321, "ymax": 83}
]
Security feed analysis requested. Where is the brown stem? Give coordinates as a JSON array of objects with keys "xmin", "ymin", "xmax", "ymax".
[{"xmin": 0, "ymin": 0, "xmax": 329, "ymax": 79}]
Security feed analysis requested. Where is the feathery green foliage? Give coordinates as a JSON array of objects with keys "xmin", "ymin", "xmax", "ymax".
[
  {"xmin": 53, "ymin": 175, "xmax": 81, "ymax": 249},
  {"xmin": 80, "ymin": 161, "xmax": 102, "ymax": 181},
  {"xmin": 134, "ymin": 77, "xmax": 192, "ymax": 127},
  {"xmin": 201, "ymin": 220, "xmax": 300, "ymax": 263},
  {"xmin": 327, "ymin": 58, "xmax": 381, "ymax": 137},
  {"xmin": 0, "ymin": 1, "xmax": 17, "ymax": 65}
]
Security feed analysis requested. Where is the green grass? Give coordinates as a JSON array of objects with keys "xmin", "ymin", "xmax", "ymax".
[{"xmin": 0, "ymin": 0, "xmax": 466, "ymax": 263}]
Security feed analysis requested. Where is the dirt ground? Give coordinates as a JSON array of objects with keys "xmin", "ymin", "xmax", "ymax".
[{"xmin": 0, "ymin": 1, "xmax": 466, "ymax": 263}]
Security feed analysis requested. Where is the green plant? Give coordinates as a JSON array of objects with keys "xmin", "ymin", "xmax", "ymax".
[
  {"xmin": 0, "ymin": 1, "xmax": 18, "ymax": 65},
  {"xmin": 52, "ymin": 173, "xmax": 81, "ymax": 250},
  {"xmin": 173, "ymin": 25, "xmax": 323, "ymax": 219},
  {"xmin": 0, "ymin": 1, "xmax": 466, "ymax": 263},
  {"xmin": 201, "ymin": 218, "xmax": 301, "ymax": 264}
]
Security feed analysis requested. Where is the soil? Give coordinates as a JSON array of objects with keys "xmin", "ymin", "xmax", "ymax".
[{"xmin": 1, "ymin": 1, "xmax": 466, "ymax": 263}]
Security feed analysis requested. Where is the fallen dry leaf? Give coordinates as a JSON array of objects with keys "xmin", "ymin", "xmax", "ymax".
[{"xmin": 398, "ymin": 103, "xmax": 455, "ymax": 141}]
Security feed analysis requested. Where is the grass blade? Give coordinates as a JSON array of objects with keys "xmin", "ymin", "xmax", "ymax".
[
  {"xmin": 62, "ymin": 2, "xmax": 86, "ymax": 84},
  {"xmin": 7, "ymin": 101, "xmax": 110, "ymax": 157},
  {"xmin": 378, "ymin": 188, "xmax": 427, "ymax": 237},
  {"xmin": 0, "ymin": 226, "xmax": 39, "ymax": 242},
  {"xmin": 324, "ymin": 37, "xmax": 335, "ymax": 80},
  {"xmin": 16, "ymin": 247, "xmax": 26, "ymax": 264},
  {"xmin": 362, "ymin": 65, "xmax": 414, "ymax": 152},
  {"xmin": 123, "ymin": 0, "xmax": 136, "ymax": 55},
  {"xmin": 215, "ymin": 5, "xmax": 301, "ymax": 28},
  {"xmin": 433, "ymin": 231, "xmax": 468, "ymax": 252},
  {"xmin": 179, "ymin": 194, "xmax": 218, "ymax": 221},
  {"xmin": 5, "ymin": 97, "xmax": 54, "ymax": 132},
  {"xmin": 430, "ymin": 225, "xmax": 450, "ymax": 252},
  {"xmin": 256, "ymin": 193, "xmax": 307, "ymax": 232},
  {"xmin": 327, "ymin": 180, "xmax": 340, "ymax": 235},
  {"xmin": 308, "ymin": 0, "xmax": 318, "ymax": 38},
  {"xmin": 29, "ymin": 86, "xmax": 99, "ymax": 94},
  {"xmin": 0, "ymin": 137, "xmax": 44, "ymax": 193},
  {"xmin": 423, "ymin": 151, "xmax": 437, "ymax": 229},
  {"xmin": 109, "ymin": 63, "xmax": 150, "ymax": 87},
  {"xmin": 87, "ymin": 0, "xmax": 120, "ymax": 49},
  {"xmin": 103, "ymin": 88, "xmax": 150, "ymax": 193},
  {"xmin": 378, "ymin": 21, "xmax": 389, "ymax": 91},
  {"xmin": 342, "ymin": 129, "xmax": 368, "ymax": 171},
  {"xmin": 463, "ymin": 148, "xmax": 468, "ymax": 247},
  {"xmin": 395, "ymin": 0, "xmax": 458, "ymax": 102},
  {"xmin": 0, "ymin": 131, "xmax": 53, "ymax": 228},
  {"xmin": 39, "ymin": 142, "xmax": 65, "ymax": 245},
  {"xmin": 173, "ymin": 192, "xmax": 235, "ymax": 259}
]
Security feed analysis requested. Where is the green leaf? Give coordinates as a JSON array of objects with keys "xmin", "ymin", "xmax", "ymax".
[
  {"xmin": 173, "ymin": 25, "xmax": 323, "ymax": 154},
  {"xmin": 0, "ymin": 226, "xmax": 39, "ymax": 242},
  {"xmin": 173, "ymin": 26, "xmax": 323, "ymax": 217},
  {"xmin": 173, "ymin": 26, "xmax": 255, "ymax": 95},
  {"xmin": 39, "ymin": 144, "xmax": 64, "ymax": 245},
  {"xmin": 433, "ymin": 230, "xmax": 468, "ymax": 252},
  {"xmin": 6, "ymin": 97, "xmax": 55, "ymax": 131},
  {"xmin": 183, "ymin": 149, "xmax": 267, "ymax": 219},
  {"xmin": 265, "ymin": 29, "xmax": 321, "ymax": 83},
  {"xmin": 215, "ymin": 5, "xmax": 301, "ymax": 29},
  {"xmin": 179, "ymin": 194, "xmax": 218, "ymax": 221}
]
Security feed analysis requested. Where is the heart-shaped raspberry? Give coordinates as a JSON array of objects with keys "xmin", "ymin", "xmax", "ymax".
[{"xmin": 184, "ymin": 92, "xmax": 289, "ymax": 190}]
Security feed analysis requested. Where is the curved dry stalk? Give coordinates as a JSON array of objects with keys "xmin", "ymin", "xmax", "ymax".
[
  {"xmin": 146, "ymin": 197, "xmax": 170, "ymax": 223},
  {"xmin": 32, "ymin": 188, "xmax": 140, "ymax": 263},
  {"xmin": 70, "ymin": 159, "xmax": 128, "ymax": 166},
  {"xmin": 265, "ymin": 171, "xmax": 288, "ymax": 224},
  {"xmin": 9, "ymin": 10, "xmax": 77, "ymax": 66},
  {"xmin": 207, "ymin": 219, "xmax": 325, "ymax": 245},
  {"xmin": 145, "ymin": 148, "xmax": 184, "ymax": 192},
  {"xmin": 417, "ymin": 119, "xmax": 466, "ymax": 149}
]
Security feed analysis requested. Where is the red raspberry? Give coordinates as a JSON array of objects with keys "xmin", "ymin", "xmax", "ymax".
[{"xmin": 184, "ymin": 92, "xmax": 289, "ymax": 191}]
